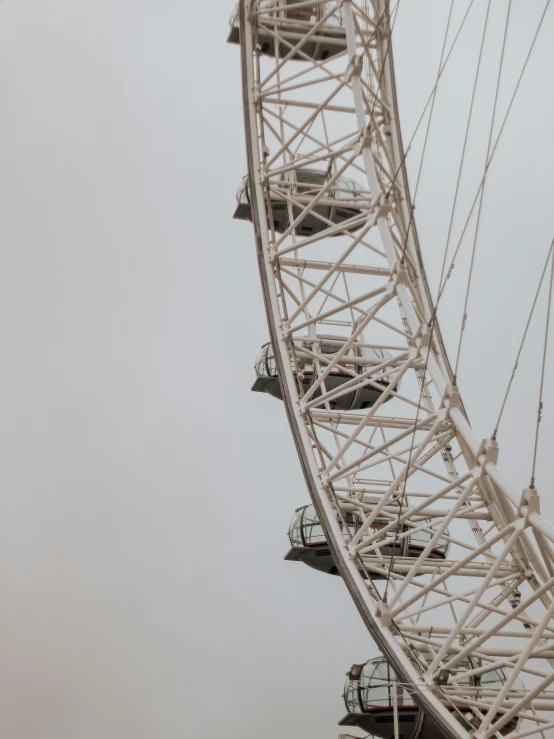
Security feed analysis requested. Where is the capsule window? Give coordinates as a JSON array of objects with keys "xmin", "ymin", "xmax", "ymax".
[
  {"xmin": 301, "ymin": 506, "xmax": 326, "ymax": 545},
  {"xmin": 295, "ymin": 169, "xmax": 327, "ymax": 195},
  {"xmin": 254, "ymin": 343, "xmax": 278, "ymax": 378},
  {"xmin": 289, "ymin": 510, "xmax": 303, "ymax": 547},
  {"xmin": 285, "ymin": 1, "xmax": 316, "ymax": 22},
  {"xmin": 357, "ymin": 660, "xmax": 412, "ymax": 709}
]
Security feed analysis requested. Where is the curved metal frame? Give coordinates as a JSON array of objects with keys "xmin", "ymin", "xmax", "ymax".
[{"xmin": 235, "ymin": 2, "xmax": 554, "ymax": 737}]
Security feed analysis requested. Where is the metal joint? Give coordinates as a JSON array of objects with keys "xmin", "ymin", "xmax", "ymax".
[
  {"xmin": 344, "ymin": 54, "xmax": 363, "ymax": 83},
  {"xmin": 392, "ymin": 261, "xmax": 410, "ymax": 286},
  {"xmin": 372, "ymin": 193, "xmax": 393, "ymax": 219},
  {"xmin": 441, "ymin": 383, "xmax": 463, "ymax": 412},
  {"xmin": 520, "ymin": 486, "xmax": 541, "ymax": 518},
  {"xmin": 358, "ymin": 125, "xmax": 372, "ymax": 153},
  {"xmin": 376, "ymin": 602, "xmax": 392, "ymax": 627},
  {"xmin": 414, "ymin": 323, "xmax": 433, "ymax": 352},
  {"xmin": 475, "ymin": 437, "xmax": 499, "ymax": 468}
]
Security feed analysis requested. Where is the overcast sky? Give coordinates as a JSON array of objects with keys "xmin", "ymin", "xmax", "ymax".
[{"xmin": 0, "ymin": 2, "xmax": 552, "ymax": 738}]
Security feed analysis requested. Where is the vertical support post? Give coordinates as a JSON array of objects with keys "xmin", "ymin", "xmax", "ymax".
[{"xmin": 393, "ymin": 680, "xmax": 400, "ymax": 739}]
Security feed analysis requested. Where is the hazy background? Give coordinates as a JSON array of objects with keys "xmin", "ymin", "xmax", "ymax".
[{"xmin": 0, "ymin": 1, "xmax": 552, "ymax": 738}]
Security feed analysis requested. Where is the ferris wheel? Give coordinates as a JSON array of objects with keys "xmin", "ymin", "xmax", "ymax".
[{"xmin": 227, "ymin": 2, "xmax": 554, "ymax": 738}]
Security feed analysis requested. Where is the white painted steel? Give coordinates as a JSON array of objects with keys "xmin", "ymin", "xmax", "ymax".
[{"xmin": 233, "ymin": 2, "xmax": 554, "ymax": 737}]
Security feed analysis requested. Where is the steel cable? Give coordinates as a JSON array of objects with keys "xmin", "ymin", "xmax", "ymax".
[
  {"xmin": 453, "ymin": 0, "xmax": 513, "ymax": 379},
  {"xmin": 530, "ymin": 247, "xmax": 554, "ymax": 488},
  {"xmin": 433, "ymin": 0, "xmax": 552, "ymax": 314},
  {"xmin": 493, "ymin": 238, "xmax": 554, "ymax": 438}
]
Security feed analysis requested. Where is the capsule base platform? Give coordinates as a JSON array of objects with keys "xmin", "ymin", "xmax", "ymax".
[
  {"xmin": 251, "ymin": 376, "xmax": 273, "ymax": 393},
  {"xmin": 226, "ymin": 20, "xmax": 347, "ymax": 62},
  {"xmin": 339, "ymin": 707, "xmax": 518, "ymax": 739},
  {"xmin": 284, "ymin": 545, "xmax": 338, "ymax": 575}
]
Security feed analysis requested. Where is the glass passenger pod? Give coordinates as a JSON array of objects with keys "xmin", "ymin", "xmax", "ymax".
[
  {"xmin": 284, "ymin": 503, "xmax": 449, "ymax": 578},
  {"xmin": 339, "ymin": 657, "xmax": 523, "ymax": 739},
  {"xmin": 251, "ymin": 337, "xmax": 394, "ymax": 412},
  {"xmin": 233, "ymin": 169, "xmax": 370, "ymax": 237},
  {"xmin": 285, "ymin": 504, "xmax": 357, "ymax": 575},
  {"xmin": 227, "ymin": 1, "xmax": 346, "ymax": 61}
]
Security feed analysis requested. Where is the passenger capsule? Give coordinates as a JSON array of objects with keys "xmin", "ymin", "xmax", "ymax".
[
  {"xmin": 285, "ymin": 502, "xmax": 449, "ymax": 578},
  {"xmin": 339, "ymin": 657, "xmax": 522, "ymax": 739},
  {"xmin": 252, "ymin": 337, "xmax": 394, "ymax": 411},
  {"xmin": 234, "ymin": 169, "xmax": 370, "ymax": 236},
  {"xmin": 227, "ymin": 2, "xmax": 347, "ymax": 61},
  {"xmin": 285, "ymin": 504, "xmax": 354, "ymax": 575}
]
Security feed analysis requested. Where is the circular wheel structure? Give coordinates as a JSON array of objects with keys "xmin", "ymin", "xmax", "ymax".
[{"xmin": 229, "ymin": 3, "xmax": 554, "ymax": 738}]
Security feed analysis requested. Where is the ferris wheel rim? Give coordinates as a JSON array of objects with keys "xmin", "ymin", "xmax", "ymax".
[{"xmin": 235, "ymin": 2, "xmax": 554, "ymax": 737}]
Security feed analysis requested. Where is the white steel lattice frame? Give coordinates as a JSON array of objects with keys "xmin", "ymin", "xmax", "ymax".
[{"xmin": 235, "ymin": 1, "xmax": 554, "ymax": 737}]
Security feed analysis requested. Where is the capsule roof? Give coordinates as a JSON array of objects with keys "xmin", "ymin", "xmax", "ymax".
[{"xmin": 227, "ymin": 2, "xmax": 347, "ymax": 62}]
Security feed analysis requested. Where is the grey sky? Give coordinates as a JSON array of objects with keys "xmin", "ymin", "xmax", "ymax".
[{"xmin": 0, "ymin": 2, "xmax": 552, "ymax": 738}]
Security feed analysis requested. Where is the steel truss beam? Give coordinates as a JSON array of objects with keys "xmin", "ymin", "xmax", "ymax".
[{"xmin": 236, "ymin": 1, "xmax": 554, "ymax": 737}]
